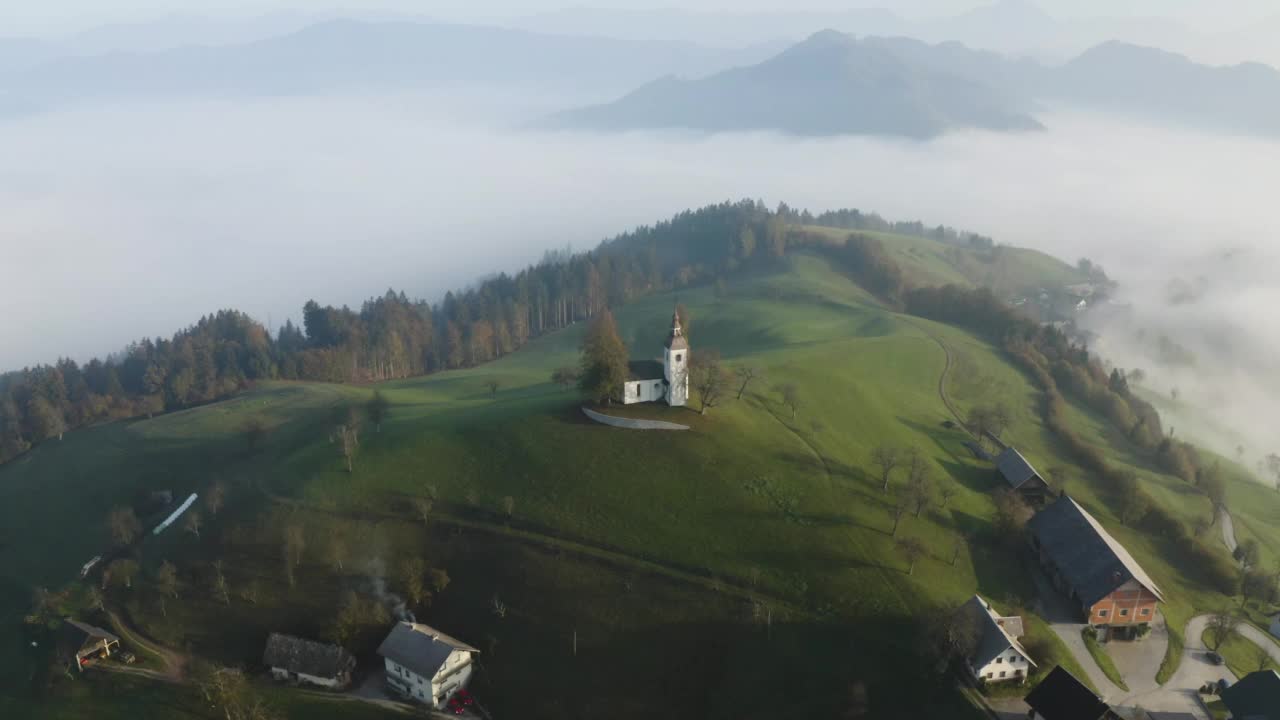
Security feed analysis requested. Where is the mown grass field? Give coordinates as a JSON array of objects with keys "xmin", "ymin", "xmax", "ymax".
[{"xmin": 1, "ymin": 235, "xmax": 1272, "ymax": 717}]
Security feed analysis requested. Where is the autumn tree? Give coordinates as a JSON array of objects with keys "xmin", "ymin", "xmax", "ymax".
[
  {"xmin": 108, "ymin": 506, "xmax": 142, "ymax": 547},
  {"xmin": 213, "ymin": 559, "xmax": 230, "ymax": 605},
  {"xmin": 400, "ymin": 557, "xmax": 428, "ymax": 610},
  {"xmin": 690, "ymin": 349, "xmax": 730, "ymax": 415},
  {"xmin": 896, "ymin": 537, "xmax": 927, "ymax": 575},
  {"xmin": 327, "ymin": 533, "xmax": 348, "ymax": 572},
  {"xmin": 427, "ymin": 568, "xmax": 451, "ymax": 595},
  {"xmin": 1116, "ymin": 472, "xmax": 1151, "ymax": 527},
  {"xmin": 578, "ymin": 309, "xmax": 628, "ymax": 405},
  {"xmin": 412, "ymin": 497, "xmax": 433, "ymax": 526},
  {"xmin": 871, "ymin": 445, "xmax": 900, "ymax": 493},
  {"xmin": 366, "ymin": 390, "xmax": 390, "ymax": 432},
  {"xmin": 1206, "ymin": 610, "xmax": 1241, "ymax": 651},
  {"xmin": 106, "ymin": 558, "xmax": 139, "ymax": 589}
]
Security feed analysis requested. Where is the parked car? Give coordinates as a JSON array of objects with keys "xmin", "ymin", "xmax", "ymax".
[
  {"xmin": 446, "ymin": 697, "xmax": 467, "ymax": 715},
  {"xmin": 119, "ymin": 652, "xmax": 137, "ymax": 664},
  {"xmin": 1206, "ymin": 651, "xmax": 1224, "ymax": 665}
]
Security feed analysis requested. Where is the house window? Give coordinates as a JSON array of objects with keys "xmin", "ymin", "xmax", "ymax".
[
  {"xmin": 1120, "ymin": 608, "xmax": 1129, "ymax": 617},
  {"xmin": 985, "ymin": 673, "xmax": 992, "ymax": 679},
  {"xmin": 1015, "ymin": 669, "xmax": 1023, "ymax": 677},
  {"xmin": 654, "ymin": 383, "xmax": 661, "ymax": 391},
  {"xmin": 1098, "ymin": 609, "xmax": 1109, "ymax": 618},
  {"xmin": 1141, "ymin": 608, "xmax": 1150, "ymax": 616},
  {"xmin": 995, "ymin": 657, "xmax": 1002, "ymax": 663},
  {"xmin": 999, "ymin": 671, "xmax": 1006, "ymax": 678}
]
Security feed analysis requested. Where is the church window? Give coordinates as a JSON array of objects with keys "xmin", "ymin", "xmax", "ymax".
[{"xmin": 676, "ymin": 353, "xmax": 682, "ymax": 362}]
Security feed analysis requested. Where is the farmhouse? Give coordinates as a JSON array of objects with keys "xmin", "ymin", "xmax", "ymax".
[
  {"xmin": 1221, "ymin": 669, "xmax": 1280, "ymax": 720},
  {"xmin": 619, "ymin": 311, "xmax": 689, "ymax": 407},
  {"xmin": 377, "ymin": 621, "xmax": 479, "ymax": 708},
  {"xmin": 996, "ymin": 447, "xmax": 1051, "ymax": 505},
  {"xmin": 1028, "ymin": 495, "xmax": 1164, "ymax": 640},
  {"xmin": 262, "ymin": 633, "xmax": 355, "ymax": 690},
  {"xmin": 960, "ymin": 594, "xmax": 1036, "ymax": 684},
  {"xmin": 59, "ymin": 619, "xmax": 120, "ymax": 672},
  {"xmin": 1023, "ymin": 665, "xmax": 1119, "ymax": 720}
]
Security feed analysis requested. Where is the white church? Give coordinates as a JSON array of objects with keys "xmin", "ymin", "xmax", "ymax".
[{"xmin": 620, "ymin": 311, "xmax": 690, "ymax": 407}]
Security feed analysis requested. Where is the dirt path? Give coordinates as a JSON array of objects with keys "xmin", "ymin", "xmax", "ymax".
[
  {"xmin": 899, "ymin": 318, "xmax": 968, "ymax": 432},
  {"xmin": 1220, "ymin": 508, "xmax": 1238, "ymax": 554},
  {"xmin": 105, "ymin": 608, "xmax": 186, "ymax": 682}
]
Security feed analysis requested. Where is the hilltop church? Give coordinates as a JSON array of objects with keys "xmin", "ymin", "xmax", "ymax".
[{"xmin": 620, "ymin": 311, "xmax": 690, "ymax": 407}]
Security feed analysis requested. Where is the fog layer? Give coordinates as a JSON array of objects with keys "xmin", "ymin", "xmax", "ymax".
[{"xmin": 1, "ymin": 94, "xmax": 1276, "ymax": 458}]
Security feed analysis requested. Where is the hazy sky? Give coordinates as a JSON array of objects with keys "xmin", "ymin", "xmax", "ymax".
[{"xmin": 5, "ymin": 1, "xmax": 1277, "ymax": 35}]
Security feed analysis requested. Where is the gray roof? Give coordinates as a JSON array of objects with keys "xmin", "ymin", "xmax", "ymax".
[
  {"xmin": 627, "ymin": 359, "xmax": 665, "ymax": 381},
  {"xmin": 996, "ymin": 448, "xmax": 1044, "ymax": 489},
  {"xmin": 377, "ymin": 622, "xmax": 478, "ymax": 681},
  {"xmin": 1024, "ymin": 666, "xmax": 1113, "ymax": 720},
  {"xmin": 60, "ymin": 619, "xmax": 120, "ymax": 658},
  {"xmin": 1028, "ymin": 495, "xmax": 1165, "ymax": 606},
  {"xmin": 961, "ymin": 595, "xmax": 1036, "ymax": 669},
  {"xmin": 262, "ymin": 633, "xmax": 354, "ymax": 679}
]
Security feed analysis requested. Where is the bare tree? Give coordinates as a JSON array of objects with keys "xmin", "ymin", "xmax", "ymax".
[
  {"xmin": 337, "ymin": 424, "xmax": 359, "ymax": 473},
  {"xmin": 239, "ymin": 580, "xmax": 260, "ymax": 605},
  {"xmin": 106, "ymin": 559, "xmax": 139, "ymax": 589},
  {"xmin": 491, "ymin": 593, "xmax": 507, "ymax": 619},
  {"xmin": 484, "ymin": 379, "xmax": 501, "ymax": 397},
  {"xmin": 871, "ymin": 445, "xmax": 900, "ymax": 493},
  {"xmin": 988, "ymin": 403, "xmax": 1011, "ymax": 439},
  {"xmin": 213, "ymin": 559, "xmax": 230, "ymax": 605},
  {"xmin": 939, "ymin": 486, "xmax": 957, "ymax": 510},
  {"xmin": 502, "ymin": 495, "xmax": 515, "ymax": 520},
  {"xmin": 205, "ymin": 480, "xmax": 226, "ymax": 517},
  {"xmin": 284, "ymin": 524, "xmax": 305, "ymax": 567},
  {"xmin": 734, "ymin": 366, "xmax": 761, "ymax": 400},
  {"xmin": 950, "ymin": 535, "xmax": 966, "ymax": 566},
  {"xmin": 183, "ymin": 509, "xmax": 202, "ymax": 539},
  {"xmin": 366, "ymin": 390, "xmax": 390, "ymax": 432},
  {"xmin": 327, "ymin": 533, "xmax": 348, "ymax": 572},
  {"xmin": 412, "ymin": 497, "xmax": 433, "ymax": 526},
  {"xmin": 887, "ymin": 499, "xmax": 908, "ymax": 538},
  {"xmin": 691, "ymin": 349, "xmax": 730, "ymax": 415},
  {"xmin": 1206, "ymin": 610, "xmax": 1241, "ymax": 651},
  {"xmin": 778, "ymin": 383, "xmax": 802, "ymax": 419},
  {"xmin": 551, "ymin": 366, "xmax": 580, "ymax": 390},
  {"xmin": 967, "ymin": 407, "xmax": 994, "ymax": 447},
  {"xmin": 896, "ymin": 537, "xmax": 927, "ymax": 575},
  {"xmin": 906, "ymin": 466, "xmax": 935, "ymax": 518},
  {"xmin": 108, "ymin": 506, "xmax": 142, "ymax": 547},
  {"xmin": 156, "ymin": 561, "xmax": 179, "ymax": 599}
]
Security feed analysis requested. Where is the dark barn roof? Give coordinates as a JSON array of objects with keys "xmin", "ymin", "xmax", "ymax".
[
  {"xmin": 1222, "ymin": 669, "xmax": 1280, "ymax": 720},
  {"xmin": 627, "ymin": 360, "xmax": 665, "ymax": 381},
  {"xmin": 1024, "ymin": 666, "xmax": 1114, "ymax": 720},
  {"xmin": 996, "ymin": 447, "xmax": 1045, "ymax": 489},
  {"xmin": 1028, "ymin": 495, "xmax": 1164, "ymax": 607},
  {"xmin": 262, "ymin": 633, "xmax": 354, "ymax": 679},
  {"xmin": 378, "ymin": 622, "xmax": 478, "ymax": 681}
]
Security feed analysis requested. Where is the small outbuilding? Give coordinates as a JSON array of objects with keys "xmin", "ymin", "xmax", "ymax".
[
  {"xmin": 262, "ymin": 633, "xmax": 355, "ymax": 690},
  {"xmin": 995, "ymin": 447, "xmax": 1051, "ymax": 505},
  {"xmin": 1221, "ymin": 669, "xmax": 1280, "ymax": 720},
  {"xmin": 59, "ymin": 619, "xmax": 121, "ymax": 671},
  {"xmin": 1024, "ymin": 665, "xmax": 1120, "ymax": 720},
  {"xmin": 959, "ymin": 594, "xmax": 1036, "ymax": 684}
]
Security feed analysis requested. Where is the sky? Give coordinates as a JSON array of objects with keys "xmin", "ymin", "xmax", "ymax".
[{"xmin": 4, "ymin": 1, "xmax": 1276, "ymax": 35}]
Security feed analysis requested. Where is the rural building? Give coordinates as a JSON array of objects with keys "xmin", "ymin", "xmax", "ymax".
[
  {"xmin": 1221, "ymin": 669, "xmax": 1280, "ymax": 720},
  {"xmin": 1023, "ymin": 665, "xmax": 1120, "ymax": 720},
  {"xmin": 262, "ymin": 633, "xmax": 355, "ymax": 690},
  {"xmin": 1028, "ymin": 496, "xmax": 1164, "ymax": 640},
  {"xmin": 960, "ymin": 594, "xmax": 1036, "ymax": 684},
  {"xmin": 377, "ymin": 621, "xmax": 479, "ymax": 708},
  {"xmin": 59, "ymin": 619, "xmax": 121, "ymax": 671},
  {"xmin": 995, "ymin": 447, "xmax": 1051, "ymax": 505},
  {"xmin": 620, "ymin": 310, "xmax": 689, "ymax": 407}
]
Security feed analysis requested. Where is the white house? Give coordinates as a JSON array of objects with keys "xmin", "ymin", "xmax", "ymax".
[
  {"xmin": 377, "ymin": 621, "xmax": 479, "ymax": 708},
  {"xmin": 262, "ymin": 633, "xmax": 355, "ymax": 690},
  {"xmin": 960, "ymin": 594, "xmax": 1036, "ymax": 684},
  {"xmin": 620, "ymin": 310, "xmax": 689, "ymax": 407}
]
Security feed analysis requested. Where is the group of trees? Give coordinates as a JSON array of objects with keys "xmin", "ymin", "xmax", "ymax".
[{"xmin": 3, "ymin": 199, "xmax": 982, "ymax": 466}]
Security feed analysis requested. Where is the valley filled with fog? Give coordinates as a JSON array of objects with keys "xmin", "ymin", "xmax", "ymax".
[{"xmin": 1, "ymin": 90, "xmax": 1276, "ymax": 461}]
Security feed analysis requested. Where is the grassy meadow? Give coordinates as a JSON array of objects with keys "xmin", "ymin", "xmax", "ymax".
[{"xmin": 2, "ymin": 235, "xmax": 1276, "ymax": 717}]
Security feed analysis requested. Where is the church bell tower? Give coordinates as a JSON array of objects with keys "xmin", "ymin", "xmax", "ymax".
[{"xmin": 663, "ymin": 310, "xmax": 689, "ymax": 406}]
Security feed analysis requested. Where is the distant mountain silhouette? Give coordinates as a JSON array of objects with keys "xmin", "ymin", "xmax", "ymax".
[
  {"xmin": 1050, "ymin": 41, "xmax": 1280, "ymax": 135},
  {"xmin": 546, "ymin": 30, "xmax": 1044, "ymax": 138}
]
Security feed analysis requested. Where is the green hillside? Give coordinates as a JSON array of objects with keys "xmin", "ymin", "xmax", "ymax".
[{"xmin": 2, "ymin": 244, "xmax": 1271, "ymax": 718}]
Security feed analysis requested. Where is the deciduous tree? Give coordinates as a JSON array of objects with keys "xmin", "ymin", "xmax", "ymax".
[
  {"xmin": 691, "ymin": 349, "xmax": 730, "ymax": 415},
  {"xmin": 733, "ymin": 366, "xmax": 760, "ymax": 400},
  {"xmin": 1207, "ymin": 610, "xmax": 1241, "ymax": 651},
  {"xmin": 156, "ymin": 561, "xmax": 179, "ymax": 599},
  {"xmin": 871, "ymin": 445, "xmax": 900, "ymax": 493},
  {"xmin": 578, "ymin": 309, "xmax": 628, "ymax": 405},
  {"xmin": 108, "ymin": 506, "xmax": 141, "ymax": 547},
  {"xmin": 366, "ymin": 390, "xmax": 389, "ymax": 432},
  {"xmin": 896, "ymin": 537, "xmax": 927, "ymax": 575}
]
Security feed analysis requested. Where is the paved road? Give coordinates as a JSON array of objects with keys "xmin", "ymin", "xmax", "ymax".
[
  {"xmin": 1236, "ymin": 620, "xmax": 1280, "ymax": 666},
  {"xmin": 1220, "ymin": 509, "xmax": 1238, "ymax": 554}
]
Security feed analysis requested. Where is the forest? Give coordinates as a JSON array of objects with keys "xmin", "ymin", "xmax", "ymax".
[{"xmin": 0, "ymin": 200, "xmax": 999, "ymax": 466}]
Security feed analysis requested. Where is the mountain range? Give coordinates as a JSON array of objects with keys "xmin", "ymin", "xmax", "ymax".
[{"xmin": 549, "ymin": 30, "xmax": 1280, "ymax": 139}]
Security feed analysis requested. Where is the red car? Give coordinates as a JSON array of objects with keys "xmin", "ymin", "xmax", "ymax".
[{"xmin": 454, "ymin": 690, "xmax": 475, "ymax": 707}]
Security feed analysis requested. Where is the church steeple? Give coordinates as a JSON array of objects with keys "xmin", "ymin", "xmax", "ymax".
[{"xmin": 664, "ymin": 310, "xmax": 688, "ymax": 351}]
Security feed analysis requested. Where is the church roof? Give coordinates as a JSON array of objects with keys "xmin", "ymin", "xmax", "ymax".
[
  {"xmin": 664, "ymin": 311, "xmax": 688, "ymax": 351},
  {"xmin": 628, "ymin": 360, "xmax": 665, "ymax": 381}
]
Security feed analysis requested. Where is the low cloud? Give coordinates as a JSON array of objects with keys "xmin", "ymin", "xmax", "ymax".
[{"xmin": 0, "ymin": 95, "xmax": 1276, "ymax": 459}]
